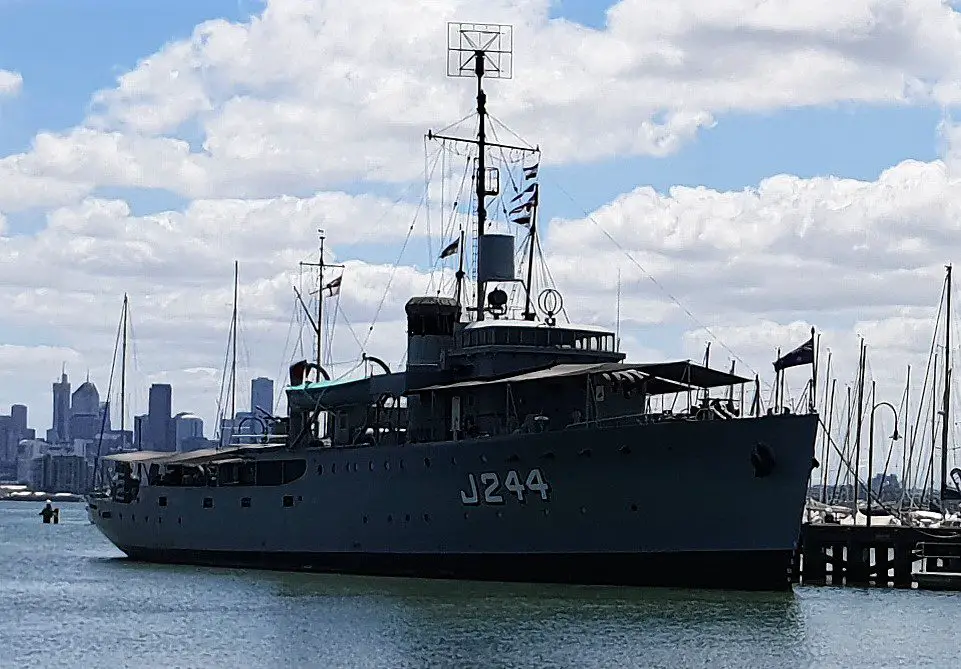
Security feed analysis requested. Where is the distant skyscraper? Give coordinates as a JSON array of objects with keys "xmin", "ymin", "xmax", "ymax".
[
  {"xmin": 69, "ymin": 380, "xmax": 101, "ymax": 441},
  {"xmin": 52, "ymin": 371, "xmax": 70, "ymax": 443},
  {"xmin": 250, "ymin": 377, "xmax": 274, "ymax": 439},
  {"xmin": 147, "ymin": 384, "xmax": 174, "ymax": 452},
  {"xmin": 251, "ymin": 377, "xmax": 274, "ymax": 416},
  {"xmin": 133, "ymin": 414, "xmax": 148, "ymax": 450},
  {"xmin": 173, "ymin": 412, "xmax": 204, "ymax": 451},
  {"xmin": 11, "ymin": 404, "xmax": 27, "ymax": 435}
]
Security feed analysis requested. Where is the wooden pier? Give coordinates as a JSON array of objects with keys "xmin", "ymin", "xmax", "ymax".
[{"xmin": 793, "ymin": 523, "xmax": 961, "ymax": 588}]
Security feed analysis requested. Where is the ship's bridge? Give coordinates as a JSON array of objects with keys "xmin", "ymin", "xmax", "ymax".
[
  {"xmin": 447, "ymin": 320, "xmax": 624, "ymax": 378},
  {"xmin": 455, "ymin": 320, "xmax": 619, "ymax": 353}
]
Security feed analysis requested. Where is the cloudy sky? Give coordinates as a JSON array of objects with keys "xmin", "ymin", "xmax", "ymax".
[{"xmin": 1, "ymin": 0, "xmax": 959, "ymax": 475}]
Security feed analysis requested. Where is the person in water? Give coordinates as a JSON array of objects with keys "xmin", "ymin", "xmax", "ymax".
[{"xmin": 39, "ymin": 501, "xmax": 54, "ymax": 524}]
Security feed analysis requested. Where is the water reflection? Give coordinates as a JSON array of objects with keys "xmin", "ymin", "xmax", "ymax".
[{"xmin": 244, "ymin": 571, "xmax": 808, "ymax": 669}]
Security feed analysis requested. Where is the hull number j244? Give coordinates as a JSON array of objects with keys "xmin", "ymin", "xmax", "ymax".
[{"xmin": 460, "ymin": 468, "xmax": 550, "ymax": 505}]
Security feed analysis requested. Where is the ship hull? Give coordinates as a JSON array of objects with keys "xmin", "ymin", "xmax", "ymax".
[
  {"xmin": 114, "ymin": 546, "xmax": 794, "ymax": 590},
  {"xmin": 89, "ymin": 412, "xmax": 817, "ymax": 590}
]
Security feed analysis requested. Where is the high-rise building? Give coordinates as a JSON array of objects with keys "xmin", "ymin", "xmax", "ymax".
[
  {"xmin": 147, "ymin": 384, "xmax": 174, "ymax": 452},
  {"xmin": 250, "ymin": 377, "xmax": 274, "ymax": 416},
  {"xmin": 173, "ymin": 412, "xmax": 204, "ymax": 452},
  {"xmin": 133, "ymin": 414, "xmax": 148, "ymax": 450},
  {"xmin": 70, "ymin": 380, "xmax": 101, "ymax": 441},
  {"xmin": 11, "ymin": 404, "xmax": 27, "ymax": 435},
  {"xmin": 52, "ymin": 372, "xmax": 70, "ymax": 443}
]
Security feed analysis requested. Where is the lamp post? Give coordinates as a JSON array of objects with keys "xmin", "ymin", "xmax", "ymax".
[{"xmin": 867, "ymin": 381, "xmax": 900, "ymax": 528}]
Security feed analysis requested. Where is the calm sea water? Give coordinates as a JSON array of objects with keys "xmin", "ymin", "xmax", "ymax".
[{"xmin": 0, "ymin": 501, "xmax": 958, "ymax": 669}]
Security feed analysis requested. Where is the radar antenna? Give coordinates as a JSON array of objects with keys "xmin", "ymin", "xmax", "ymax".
[{"xmin": 430, "ymin": 22, "xmax": 537, "ymax": 321}]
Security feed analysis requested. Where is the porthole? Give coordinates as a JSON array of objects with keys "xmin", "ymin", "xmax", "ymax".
[
  {"xmin": 317, "ymin": 464, "xmax": 323, "ymax": 475},
  {"xmin": 405, "ymin": 514, "xmax": 410, "ymax": 522},
  {"xmin": 423, "ymin": 513, "xmax": 431, "ymax": 523},
  {"xmin": 384, "ymin": 460, "xmax": 390, "ymax": 471},
  {"xmin": 369, "ymin": 461, "xmax": 374, "ymax": 471},
  {"xmin": 451, "ymin": 456, "xmax": 457, "ymax": 465},
  {"xmin": 363, "ymin": 515, "xmax": 368, "ymax": 524},
  {"xmin": 630, "ymin": 503, "xmax": 638, "ymax": 512},
  {"xmin": 331, "ymin": 463, "xmax": 337, "ymax": 474},
  {"xmin": 424, "ymin": 457, "xmax": 431, "ymax": 468}
]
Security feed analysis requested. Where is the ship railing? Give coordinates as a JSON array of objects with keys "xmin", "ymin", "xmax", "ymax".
[{"xmin": 565, "ymin": 406, "xmax": 742, "ymax": 431}]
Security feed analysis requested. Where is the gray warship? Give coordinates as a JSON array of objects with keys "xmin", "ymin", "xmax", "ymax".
[{"xmin": 88, "ymin": 23, "xmax": 818, "ymax": 590}]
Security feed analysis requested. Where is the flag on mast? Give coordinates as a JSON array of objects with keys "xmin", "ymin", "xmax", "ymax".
[
  {"xmin": 439, "ymin": 238, "xmax": 459, "ymax": 259},
  {"xmin": 773, "ymin": 335, "xmax": 814, "ymax": 371},
  {"xmin": 322, "ymin": 276, "xmax": 342, "ymax": 297}
]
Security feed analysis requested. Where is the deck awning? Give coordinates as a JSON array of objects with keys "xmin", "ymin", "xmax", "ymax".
[
  {"xmin": 103, "ymin": 450, "xmax": 173, "ymax": 463},
  {"xmin": 103, "ymin": 444, "xmax": 278, "ymax": 465},
  {"xmin": 408, "ymin": 360, "xmax": 749, "ymax": 396}
]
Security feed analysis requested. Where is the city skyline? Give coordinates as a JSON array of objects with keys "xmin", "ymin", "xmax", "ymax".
[{"xmin": 0, "ymin": 369, "xmax": 278, "ymax": 445}]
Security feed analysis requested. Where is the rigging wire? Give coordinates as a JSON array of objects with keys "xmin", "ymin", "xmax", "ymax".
[{"xmin": 362, "ymin": 149, "xmax": 443, "ymax": 350}]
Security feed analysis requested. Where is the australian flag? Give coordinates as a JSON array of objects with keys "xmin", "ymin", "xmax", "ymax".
[{"xmin": 773, "ymin": 336, "xmax": 814, "ymax": 371}]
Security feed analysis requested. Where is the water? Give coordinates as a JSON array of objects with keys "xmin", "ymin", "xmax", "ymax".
[{"xmin": 1, "ymin": 501, "xmax": 958, "ymax": 669}]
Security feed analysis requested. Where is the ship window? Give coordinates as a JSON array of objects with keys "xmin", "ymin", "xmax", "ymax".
[
  {"xmin": 202, "ymin": 497, "xmax": 213, "ymax": 509},
  {"xmin": 241, "ymin": 497, "xmax": 251, "ymax": 508},
  {"xmin": 158, "ymin": 496, "xmax": 167, "ymax": 507},
  {"xmin": 283, "ymin": 495, "xmax": 294, "ymax": 507}
]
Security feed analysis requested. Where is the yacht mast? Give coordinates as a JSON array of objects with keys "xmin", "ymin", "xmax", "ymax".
[
  {"xmin": 317, "ymin": 231, "xmax": 325, "ymax": 367},
  {"xmin": 120, "ymin": 292, "xmax": 128, "ymax": 442},
  {"xmin": 230, "ymin": 261, "xmax": 239, "ymax": 433},
  {"xmin": 941, "ymin": 264, "xmax": 952, "ymax": 509}
]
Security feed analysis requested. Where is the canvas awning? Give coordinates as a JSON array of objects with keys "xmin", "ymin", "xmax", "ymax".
[{"xmin": 408, "ymin": 360, "xmax": 749, "ymax": 396}]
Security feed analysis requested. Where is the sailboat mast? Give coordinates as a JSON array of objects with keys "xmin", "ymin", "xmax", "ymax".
[
  {"xmin": 230, "ymin": 261, "xmax": 239, "ymax": 431},
  {"xmin": 941, "ymin": 264, "xmax": 952, "ymax": 508},
  {"xmin": 317, "ymin": 231, "xmax": 326, "ymax": 367},
  {"xmin": 120, "ymin": 293, "xmax": 128, "ymax": 439},
  {"xmin": 474, "ymin": 52, "xmax": 488, "ymax": 322}
]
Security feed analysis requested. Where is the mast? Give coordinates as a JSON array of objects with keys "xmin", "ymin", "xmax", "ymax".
[
  {"xmin": 317, "ymin": 232, "xmax": 325, "ymax": 367},
  {"xmin": 430, "ymin": 23, "xmax": 536, "ymax": 320},
  {"xmin": 473, "ymin": 52, "xmax": 488, "ymax": 320},
  {"xmin": 853, "ymin": 339, "xmax": 866, "ymax": 513},
  {"xmin": 523, "ymin": 203, "xmax": 538, "ymax": 320},
  {"xmin": 454, "ymin": 229, "xmax": 466, "ymax": 308},
  {"xmin": 941, "ymin": 264, "xmax": 952, "ymax": 510},
  {"xmin": 230, "ymin": 261, "xmax": 239, "ymax": 434},
  {"xmin": 120, "ymin": 293, "xmax": 128, "ymax": 441}
]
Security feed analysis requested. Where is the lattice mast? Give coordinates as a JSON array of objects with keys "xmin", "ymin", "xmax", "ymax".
[{"xmin": 430, "ymin": 22, "xmax": 535, "ymax": 321}]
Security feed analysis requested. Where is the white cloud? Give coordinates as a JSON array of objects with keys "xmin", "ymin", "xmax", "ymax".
[
  {"xmin": 6, "ymin": 0, "xmax": 961, "ymax": 204},
  {"xmin": 0, "ymin": 69, "xmax": 22, "ymax": 97},
  {"xmin": 4, "ymin": 0, "xmax": 961, "ymax": 475}
]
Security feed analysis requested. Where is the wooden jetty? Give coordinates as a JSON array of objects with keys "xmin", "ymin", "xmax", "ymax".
[{"xmin": 793, "ymin": 523, "xmax": 961, "ymax": 588}]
